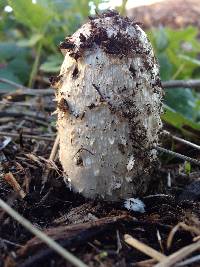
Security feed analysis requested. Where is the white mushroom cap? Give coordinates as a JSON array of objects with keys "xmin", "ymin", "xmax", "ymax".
[{"xmin": 54, "ymin": 10, "xmax": 163, "ymax": 201}]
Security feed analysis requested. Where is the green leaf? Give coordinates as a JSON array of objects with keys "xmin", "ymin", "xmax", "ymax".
[
  {"xmin": 0, "ymin": 68, "xmax": 21, "ymax": 91},
  {"xmin": 155, "ymin": 27, "xmax": 169, "ymax": 52},
  {"xmin": 148, "ymin": 26, "xmax": 200, "ymax": 80},
  {"xmin": 0, "ymin": 0, "xmax": 7, "ymax": 11},
  {"xmin": 17, "ymin": 33, "xmax": 43, "ymax": 47},
  {"xmin": 165, "ymin": 88, "xmax": 196, "ymax": 119},
  {"xmin": 40, "ymin": 54, "xmax": 62, "ymax": 73},
  {"xmin": 158, "ymin": 53, "xmax": 173, "ymax": 80},
  {"xmin": 36, "ymin": 0, "xmax": 71, "ymax": 14},
  {"xmin": 0, "ymin": 42, "xmax": 28, "ymax": 61},
  {"xmin": 8, "ymin": 0, "xmax": 53, "ymax": 32},
  {"xmin": 178, "ymin": 54, "xmax": 200, "ymax": 66},
  {"xmin": 9, "ymin": 57, "xmax": 30, "ymax": 83},
  {"xmin": 162, "ymin": 105, "xmax": 200, "ymax": 136}
]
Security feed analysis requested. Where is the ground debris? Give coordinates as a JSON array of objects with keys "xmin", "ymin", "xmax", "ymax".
[
  {"xmin": 1, "ymin": 21, "xmax": 200, "ymax": 266},
  {"xmin": 1, "ymin": 123, "xmax": 200, "ymax": 266}
]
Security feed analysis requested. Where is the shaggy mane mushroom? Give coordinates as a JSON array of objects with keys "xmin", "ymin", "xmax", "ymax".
[{"xmin": 53, "ymin": 10, "xmax": 163, "ymax": 201}]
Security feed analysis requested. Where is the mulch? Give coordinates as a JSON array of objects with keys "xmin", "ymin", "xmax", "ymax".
[
  {"xmin": 0, "ymin": 89, "xmax": 200, "ymax": 267},
  {"xmin": 1, "ymin": 1, "xmax": 200, "ymax": 266}
]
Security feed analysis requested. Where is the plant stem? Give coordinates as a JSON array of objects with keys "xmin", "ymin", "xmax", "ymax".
[
  {"xmin": 172, "ymin": 64, "xmax": 185, "ymax": 80},
  {"xmin": 119, "ymin": 0, "xmax": 128, "ymax": 15},
  {"xmin": 28, "ymin": 41, "xmax": 43, "ymax": 88}
]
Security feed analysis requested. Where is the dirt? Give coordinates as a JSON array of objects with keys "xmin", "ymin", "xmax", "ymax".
[
  {"xmin": 59, "ymin": 11, "xmax": 148, "ymax": 61},
  {"xmin": 57, "ymin": 98, "xmax": 69, "ymax": 113},
  {"xmin": 1, "ymin": 107, "xmax": 200, "ymax": 267},
  {"xmin": 1, "ymin": 6, "xmax": 200, "ymax": 267}
]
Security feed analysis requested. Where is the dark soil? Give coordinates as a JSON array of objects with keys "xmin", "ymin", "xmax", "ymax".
[
  {"xmin": 59, "ymin": 10, "xmax": 147, "ymax": 61},
  {"xmin": 0, "ymin": 94, "xmax": 200, "ymax": 267},
  {"xmin": 1, "ymin": 6, "xmax": 200, "ymax": 267}
]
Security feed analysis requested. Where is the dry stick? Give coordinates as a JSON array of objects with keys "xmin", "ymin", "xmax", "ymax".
[
  {"xmin": 1, "ymin": 77, "xmax": 200, "ymax": 97},
  {"xmin": 0, "ymin": 110, "xmax": 48, "ymax": 120},
  {"xmin": 0, "ymin": 132, "xmax": 55, "ymax": 141},
  {"xmin": 25, "ymin": 116, "xmax": 54, "ymax": 128},
  {"xmin": 0, "ymin": 198, "xmax": 88, "ymax": 267},
  {"xmin": 154, "ymin": 240, "xmax": 200, "ymax": 267},
  {"xmin": 0, "ymin": 101, "xmax": 54, "ymax": 112},
  {"xmin": 0, "ymin": 78, "xmax": 28, "ymax": 90},
  {"xmin": 162, "ymin": 79, "xmax": 200, "ymax": 89},
  {"xmin": 41, "ymin": 134, "xmax": 60, "ymax": 187},
  {"xmin": 0, "ymin": 237, "xmax": 22, "ymax": 248},
  {"xmin": 156, "ymin": 146, "xmax": 200, "ymax": 166},
  {"xmin": 163, "ymin": 130, "xmax": 200, "ymax": 151},
  {"xmin": 3, "ymin": 172, "xmax": 26, "ymax": 199},
  {"xmin": 124, "ymin": 234, "xmax": 167, "ymax": 262},
  {"xmin": 0, "ymin": 100, "xmax": 34, "ymax": 107},
  {"xmin": 193, "ymin": 235, "xmax": 200, "ymax": 242},
  {"xmin": 49, "ymin": 134, "xmax": 60, "ymax": 161},
  {"xmin": 167, "ymin": 222, "xmax": 200, "ymax": 249},
  {"xmin": 176, "ymin": 254, "xmax": 200, "ymax": 267},
  {"xmin": 0, "ymin": 77, "xmax": 54, "ymax": 96},
  {"xmin": 4, "ymin": 88, "xmax": 54, "ymax": 96},
  {"xmin": 135, "ymin": 259, "xmax": 157, "ymax": 267}
]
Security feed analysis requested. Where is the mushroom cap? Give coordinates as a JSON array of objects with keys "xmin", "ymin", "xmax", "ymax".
[{"xmin": 56, "ymin": 11, "xmax": 163, "ymax": 200}]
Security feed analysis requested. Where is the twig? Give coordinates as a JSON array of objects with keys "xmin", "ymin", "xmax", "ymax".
[
  {"xmin": 2, "ymin": 88, "xmax": 54, "ymax": 96},
  {"xmin": 156, "ymin": 146, "xmax": 200, "ymax": 166},
  {"xmin": 116, "ymin": 230, "xmax": 122, "ymax": 254},
  {"xmin": 0, "ymin": 198, "xmax": 88, "ymax": 267},
  {"xmin": 0, "ymin": 237, "xmax": 22, "ymax": 248},
  {"xmin": 3, "ymin": 172, "xmax": 26, "ymax": 199},
  {"xmin": 41, "ymin": 134, "xmax": 60, "ymax": 188},
  {"xmin": 163, "ymin": 130, "xmax": 200, "ymax": 151},
  {"xmin": 124, "ymin": 234, "xmax": 166, "ymax": 262},
  {"xmin": 0, "ymin": 132, "xmax": 55, "ymax": 141},
  {"xmin": 167, "ymin": 172, "xmax": 171, "ymax": 187},
  {"xmin": 0, "ymin": 78, "xmax": 28, "ymax": 90},
  {"xmin": 19, "ymin": 214, "xmax": 129, "ymax": 256},
  {"xmin": 144, "ymin": 194, "xmax": 173, "ymax": 199},
  {"xmin": 25, "ymin": 116, "xmax": 54, "ymax": 128},
  {"xmin": 193, "ymin": 235, "xmax": 200, "ymax": 242},
  {"xmin": 134, "ymin": 259, "xmax": 157, "ymax": 267},
  {"xmin": 175, "ymin": 254, "xmax": 200, "ymax": 267},
  {"xmin": 162, "ymin": 79, "xmax": 200, "ymax": 89},
  {"xmin": 154, "ymin": 240, "xmax": 200, "ymax": 267},
  {"xmin": 167, "ymin": 222, "xmax": 200, "ymax": 249},
  {"xmin": 157, "ymin": 230, "xmax": 164, "ymax": 253},
  {"xmin": 49, "ymin": 134, "xmax": 60, "ymax": 161},
  {"xmin": 0, "ymin": 101, "xmax": 54, "ymax": 112},
  {"xmin": 0, "ymin": 77, "xmax": 54, "ymax": 96},
  {"xmin": 1, "ymin": 77, "xmax": 200, "ymax": 97},
  {"xmin": 19, "ymin": 227, "xmax": 110, "ymax": 267},
  {"xmin": 0, "ymin": 111, "xmax": 48, "ymax": 120}
]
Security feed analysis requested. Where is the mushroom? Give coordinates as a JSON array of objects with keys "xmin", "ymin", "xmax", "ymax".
[{"xmin": 54, "ymin": 10, "xmax": 163, "ymax": 201}]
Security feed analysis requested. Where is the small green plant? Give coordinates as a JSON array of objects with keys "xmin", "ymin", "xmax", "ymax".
[
  {"xmin": 148, "ymin": 27, "xmax": 200, "ymax": 137},
  {"xmin": 184, "ymin": 161, "xmax": 191, "ymax": 175},
  {"xmin": 0, "ymin": 0, "xmax": 108, "ymax": 89}
]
